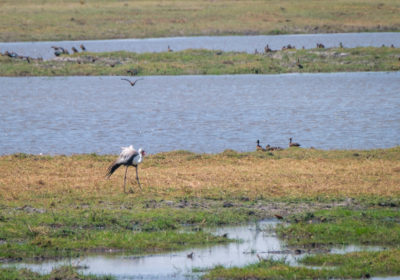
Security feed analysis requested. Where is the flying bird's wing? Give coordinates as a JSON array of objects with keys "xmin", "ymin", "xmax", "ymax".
[{"xmin": 121, "ymin": 78, "xmax": 131, "ymax": 84}]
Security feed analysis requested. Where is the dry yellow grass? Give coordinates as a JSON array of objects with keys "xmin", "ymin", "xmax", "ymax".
[
  {"xmin": 0, "ymin": 0, "xmax": 399, "ymax": 41},
  {"xmin": 1, "ymin": 150, "xmax": 399, "ymax": 205}
]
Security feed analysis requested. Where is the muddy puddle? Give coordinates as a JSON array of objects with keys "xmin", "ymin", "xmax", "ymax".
[{"xmin": 4, "ymin": 220, "xmax": 394, "ymax": 279}]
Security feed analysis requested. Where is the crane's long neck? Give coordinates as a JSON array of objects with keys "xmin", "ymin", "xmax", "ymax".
[
  {"xmin": 132, "ymin": 154, "xmax": 142, "ymax": 166},
  {"xmin": 132, "ymin": 151, "xmax": 144, "ymax": 166}
]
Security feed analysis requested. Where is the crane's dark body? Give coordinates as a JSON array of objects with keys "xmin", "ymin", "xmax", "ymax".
[
  {"xmin": 106, "ymin": 152, "xmax": 138, "ymax": 178},
  {"xmin": 106, "ymin": 146, "xmax": 145, "ymax": 193}
]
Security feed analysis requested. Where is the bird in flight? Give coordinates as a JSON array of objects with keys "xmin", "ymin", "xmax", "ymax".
[{"xmin": 121, "ymin": 78, "xmax": 144, "ymax": 87}]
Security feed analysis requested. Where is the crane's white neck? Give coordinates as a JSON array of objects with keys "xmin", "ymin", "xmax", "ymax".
[{"xmin": 133, "ymin": 148, "xmax": 144, "ymax": 165}]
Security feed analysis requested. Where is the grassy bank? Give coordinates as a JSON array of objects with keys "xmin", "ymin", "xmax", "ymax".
[
  {"xmin": 0, "ymin": 148, "xmax": 399, "ymax": 262},
  {"xmin": 1, "ymin": 0, "xmax": 399, "ymax": 42},
  {"xmin": 1, "ymin": 47, "xmax": 400, "ymax": 76}
]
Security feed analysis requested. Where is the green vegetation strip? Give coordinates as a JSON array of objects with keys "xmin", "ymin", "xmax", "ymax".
[
  {"xmin": 204, "ymin": 250, "xmax": 400, "ymax": 279},
  {"xmin": 1, "ymin": 0, "xmax": 399, "ymax": 42},
  {"xmin": 0, "ymin": 207, "xmax": 246, "ymax": 260},
  {"xmin": 0, "ymin": 266, "xmax": 113, "ymax": 280},
  {"xmin": 1, "ymin": 47, "xmax": 400, "ymax": 76},
  {"xmin": 276, "ymin": 208, "xmax": 400, "ymax": 247}
]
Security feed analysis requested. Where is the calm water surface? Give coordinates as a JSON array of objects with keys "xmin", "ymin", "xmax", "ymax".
[
  {"xmin": 8, "ymin": 221, "xmax": 391, "ymax": 279},
  {"xmin": 0, "ymin": 72, "xmax": 399, "ymax": 155},
  {"xmin": 1, "ymin": 32, "xmax": 400, "ymax": 59}
]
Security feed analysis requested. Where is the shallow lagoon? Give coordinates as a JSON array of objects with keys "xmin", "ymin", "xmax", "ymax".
[{"xmin": 1, "ymin": 72, "xmax": 399, "ymax": 155}]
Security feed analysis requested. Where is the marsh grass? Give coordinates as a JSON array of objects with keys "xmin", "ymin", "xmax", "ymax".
[
  {"xmin": 1, "ymin": 47, "xmax": 400, "ymax": 76},
  {"xmin": 206, "ymin": 206, "xmax": 400, "ymax": 279},
  {"xmin": 1, "ymin": 0, "xmax": 400, "ymax": 42},
  {"xmin": 0, "ymin": 266, "xmax": 113, "ymax": 280},
  {"xmin": 276, "ymin": 208, "xmax": 400, "ymax": 247},
  {"xmin": 204, "ymin": 250, "xmax": 400, "ymax": 279},
  {"xmin": 0, "ymin": 148, "xmax": 399, "ymax": 262}
]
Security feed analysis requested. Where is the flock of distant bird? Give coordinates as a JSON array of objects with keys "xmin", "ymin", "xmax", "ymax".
[
  {"xmin": 1, "ymin": 50, "xmax": 40, "ymax": 63},
  {"xmin": 51, "ymin": 44, "xmax": 86, "ymax": 56},
  {"xmin": 256, "ymin": 42, "xmax": 399, "ymax": 67},
  {"xmin": 257, "ymin": 42, "xmax": 397, "ymax": 54},
  {"xmin": 256, "ymin": 138, "xmax": 300, "ymax": 152},
  {"xmin": 259, "ymin": 42, "xmax": 326, "ymax": 54}
]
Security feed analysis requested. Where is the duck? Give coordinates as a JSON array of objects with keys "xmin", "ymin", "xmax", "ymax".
[
  {"xmin": 289, "ymin": 138, "xmax": 301, "ymax": 147},
  {"xmin": 256, "ymin": 140, "xmax": 266, "ymax": 151},
  {"xmin": 296, "ymin": 58, "xmax": 303, "ymax": 69}
]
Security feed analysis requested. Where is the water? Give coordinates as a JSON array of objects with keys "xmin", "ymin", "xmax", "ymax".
[
  {"xmin": 6, "ymin": 220, "xmax": 391, "ymax": 279},
  {"xmin": 1, "ymin": 72, "xmax": 399, "ymax": 155},
  {"xmin": 7, "ymin": 220, "xmax": 285, "ymax": 279},
  {"xmin": 1, "ymin": 32, "xmax": 399, "ymax": 59}
]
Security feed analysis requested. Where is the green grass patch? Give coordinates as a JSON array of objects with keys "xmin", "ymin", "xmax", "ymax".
[
  {"xmin": 204, "ymin": 250, "xmax": 400, "ymax": 279},
  {"xmin": 0, "ymin": 266, "xmax": 113, "ymax": 280},
  {"xmin": 0, "ymin": 206, "xmax": 243, "ymax": 260},
  {"xmin": 276, "ymin": 208, "xmax": 400, "ymax": 247},
  {"xmin": 1, "ymin": 47, "xmax": 400, "ymax": 76}
]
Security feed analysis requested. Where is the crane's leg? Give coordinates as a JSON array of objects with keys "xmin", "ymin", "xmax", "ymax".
[
  {"xmin": 135, "ymin": 166, "xmax": 142, "ymax": 190},
  {"xmin": 124, "ymin": 166, "xmax": 129, "ymax": 193}
]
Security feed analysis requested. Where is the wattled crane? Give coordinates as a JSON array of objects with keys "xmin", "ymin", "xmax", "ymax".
[{"xmin": 106, "ymin": 145, "xmax": 146, "ymax": 193}]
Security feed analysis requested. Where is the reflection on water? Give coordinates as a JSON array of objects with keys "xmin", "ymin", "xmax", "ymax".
[
  {"xmin": 0, "ymin": 72, "xmax": 399, "ymax": 155},
  {"xmin": 7, "ymin": 220, "xmax": 391, "ymax": 280},
  {"xmin": 0, "ymin": 33, "xmax": 399, "ymax": 59},
  {"xmin": 9, "ymin": 220, "xmax": 285, "ymax": 279}
]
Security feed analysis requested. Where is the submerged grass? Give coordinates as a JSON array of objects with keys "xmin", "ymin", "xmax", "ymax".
[
  {"xmin": 1, "ymin": 0, "xmax": 400, "ymax": 42},
  {"xmin": 205, "ymin": 207, "xmax": 400, "ymax": 279},
  {"xmin": 1, "ymin": 47, "xmax": 400, "ymax": 76},
  {"xmin": 204, "ymin": 250, "xmax": 400, "ymax": 279},
  {"xmin": 276, "ymin": 208, "xmax": 400, "ymax": 247}
]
